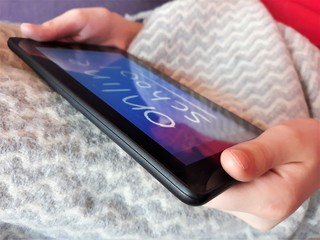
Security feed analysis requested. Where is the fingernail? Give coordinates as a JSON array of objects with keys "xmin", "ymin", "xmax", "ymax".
[
  {"xmin": 228, "ymin": 149, "xmax": 250, "ymax": 170},
  {"xmin": 20, "ymin": 23, "xmax": 32, "ymax": 35}
]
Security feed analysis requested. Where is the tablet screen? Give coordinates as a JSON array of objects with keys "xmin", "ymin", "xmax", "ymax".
[{"xmin": 36, "ymin": 47, "xmax": 256, "ymax": 166}]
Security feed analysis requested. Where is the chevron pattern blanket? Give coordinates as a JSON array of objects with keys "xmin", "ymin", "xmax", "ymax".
[{"xmin": 0, "ymin": 0, "xmax": 319, "ymax": 239}]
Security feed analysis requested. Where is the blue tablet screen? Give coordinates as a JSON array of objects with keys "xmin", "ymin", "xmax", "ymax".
[{"xmin": 37, "ymin": 47, "xmax": 256, "ymax": 165}]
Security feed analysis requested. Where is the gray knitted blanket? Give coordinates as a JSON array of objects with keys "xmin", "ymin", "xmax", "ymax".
[{"xmin": 0, "ymin": 0, "xmax": 319, "ymax": 239}]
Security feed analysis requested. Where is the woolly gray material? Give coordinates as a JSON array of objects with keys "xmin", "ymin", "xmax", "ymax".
[{"xmin": 0, "ymin": 0, "xmax": 319, "ymax": 238}]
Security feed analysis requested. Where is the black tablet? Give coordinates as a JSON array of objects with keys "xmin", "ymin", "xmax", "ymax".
[{"xmin": 8, "ymin": 37, "xmax": 263, "ymax": 206}]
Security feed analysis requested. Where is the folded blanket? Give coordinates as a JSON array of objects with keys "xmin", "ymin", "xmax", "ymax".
[
  {"xmin": 0, "ymin": 0, "xmax": 319, "ymax": 239},
  {"xmin": 261, "ymin": 0, "xmax": 320, "ymax": 47}
]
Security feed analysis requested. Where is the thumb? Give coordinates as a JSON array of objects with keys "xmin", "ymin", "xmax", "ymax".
[{"xmin": 221, "ymin": 123, "xmax": 299, "ymax": 182}]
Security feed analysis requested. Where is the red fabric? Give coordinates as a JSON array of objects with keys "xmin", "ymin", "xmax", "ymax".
[{"xmin": 261, "ymin": 0, "xmax": 320, "ymax": 47}]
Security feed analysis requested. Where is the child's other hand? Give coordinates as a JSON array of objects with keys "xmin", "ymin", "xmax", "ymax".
[
  {"xmin": 205, "ymin": 118, "xmax": 320, "ymax": 231},
  {"xmin": 20, "ymin": 8, "xmax": 142, "ymax": 50}
]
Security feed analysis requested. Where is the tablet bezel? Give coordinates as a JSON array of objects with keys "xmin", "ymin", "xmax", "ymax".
[{"xmin": 8, "ymin": 37, "xmax": 262, "ymax": 205}]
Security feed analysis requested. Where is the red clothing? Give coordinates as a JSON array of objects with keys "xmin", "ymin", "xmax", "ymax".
[{"xmin": 261, "ymin": 0, "xmax": 320, "ymax": 47}]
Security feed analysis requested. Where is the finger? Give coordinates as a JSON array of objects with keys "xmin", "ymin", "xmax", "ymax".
[
  {"xmin": 204, "ymin": 169, "xmax": 303, "ymax": 232},
  {"xmin": 20, "ymin": 10, "xmax": 85, "ymax": 42},
  {"xmin": 20, "ymin": 23, "xmax": 55, "ymax": 41},
  {"xmin": 205, "ymin": 173, "xmax": 293, "ymax": 217},
  {"xmin": 205, "ymin": 119, "xmax": 320, "ymax": 230},
  {"xmin": 223, "ymin": 210, "xmax": 283, "ymax": 231},
  {"xmin": 220, "ymin": 123, "xmax": 302, "ymax": 182}
]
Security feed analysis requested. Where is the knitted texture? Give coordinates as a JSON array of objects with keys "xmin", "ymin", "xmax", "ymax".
[
  {"xmin": 129, "ymin": 0, "xmax": 320, "ymax": 128},
  {"xmin": 0, "ymin": 0, "xmax": 319, "ymax": 238}
]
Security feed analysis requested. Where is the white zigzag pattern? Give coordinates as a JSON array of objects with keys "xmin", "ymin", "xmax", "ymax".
[
  {"xmin": 129, "ymin": 0, "xmax": 318, "ymax": 128},
  {"xmin": 278, "ymin": 23, "xmax": 320, "ymax": 118}
]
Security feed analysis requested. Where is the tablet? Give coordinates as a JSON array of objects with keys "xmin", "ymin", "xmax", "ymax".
[{"xmin": 8, "ymin": 37, "xmax": 263, "ymax": 205}]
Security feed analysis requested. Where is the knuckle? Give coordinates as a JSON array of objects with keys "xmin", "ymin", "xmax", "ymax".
[
  {"xmin": 261, "ymin": 123, "xmax": 302, "ymax": 164},
  {"xmin": 249, "ymin": 140, "xmax": 274, "ymax": 171},
  {"xmin": 270, "ymin": 123, "xmax": 304, "ymax": 150},
  {"xmin": 68, "ymin": 8, "xmax": 86, "ymax": 19},
  {"xmin": 67, "ymin": 8, "xmax": 111, "ymax": 23}
]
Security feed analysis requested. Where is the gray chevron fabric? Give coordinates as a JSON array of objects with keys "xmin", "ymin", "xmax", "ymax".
[
  {"xmin": 0, "ymin": 0, "xmax": 319, "ymax": 239},
  {"xmin": 129, "ymin": 0, "xmax": 320, "ymax": 129}
]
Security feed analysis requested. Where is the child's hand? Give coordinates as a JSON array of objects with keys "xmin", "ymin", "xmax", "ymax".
[
  {"xmin": 20, "ymin": 8, "xmax": 142, "ymax": 50},
  {"xmin": 206, "ymin": 118, "xmax": 320, "ymax": 231}
]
